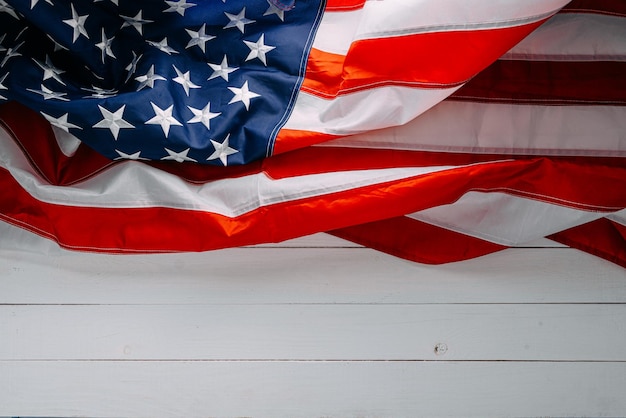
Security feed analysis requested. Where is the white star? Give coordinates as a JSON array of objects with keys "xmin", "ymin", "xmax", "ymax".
[
  {"xmin": 63, "ymin": 4, "xmax": 89, "ymax": 43},
  {"xmin": 89, "ymin": 68, "xmax": 105, "ymax": 80},
  {"xmin": 224, "ymin": 8, "xmax": 255, "ymax": 33},
  {"xmin": 115, "ymin": 149, "xmax": 148, "ymax": 160},
  {"xmin": 0, "ymin": 41, "xmax": 23, "ymax": 67},
  {"xmin": 172, "ymin": 65, "xmax": 200, "ymax": 96},
  {"xmin": 0, "ymin": 73, "xmax": 7, "ymax": 100},
  {"xmin": 187, "ymin": 102, "xmax": 220, "ymax": 130},
  {"xmin": 46, "ymin": 34, "xmax": 68, "ymax": 52},
  {"xmin": 264, "ymin": 0, "xmax": 285, "ymax": 21},
  {"xmin": 125, "ymin": 52, "xmax": 142, "ymax": 83},
  {"xmin": 244, "ymin": 34, "xmax": 275, "ymax": 66},
  {"xmin": 135, "ymin": 65, "xmax": 166, "ymax": 90},
  {"xmin": 41, "ymin": 112, "xmax": 82, "ymax": 132},
  {"xmin": 161, "ymin": 148, "xmax": 197, "ymax": 163},
  {"xmin": 164, "ymin": 0, "xmax": 196, "ymax": 16},
  {"xmin": 15, "ymin": 26, "xmax": 28, "ymax": 41},
  {"xmin": 146, "ymin": 102, "xmax": 182, "ymax": 137},
  {"xmin": 228, "ymin": 81, "xmax": 260, "ymax": 110},
  {"xmin": 185, "ymin": 24, "xmax": 215, "ymax": 53},
  {"xmin": 147, "ymin": 37, "xmax": 178, "ymax": 55},
  {"xmin": 207, "ymin": 134, "xmax": 238, "ymax": 166},
  {"xmin": 95, "ymin": 28, "xmax": 116, "ymax": 63},
  {"xmin": 34, "ymin": 55, "xmax": 66, "ymax": 85},
  {"xmin": 83, "ymin": 85, "xmax": 118, "ymax": 98},
  {"xmin": 121, "ymin": 10, "xmax": 153, "ymax": 35},
  {"xmin": 0, "ymin": 0, "xmax": 19, "ymax": 19},
  {"xmin": 27, "ymin": 84, "xmax": 69, "ymax": 101},
  {"xmin": 30, "ymin": 0, "xmax": 54, "ymax": 9},
  {"xmin": 93, "ymin": 104, "xmax": 134, "ymax": 140},
  {"xmin": 207, "ymin": 55, "xmax": 238, "ymax": 82}
]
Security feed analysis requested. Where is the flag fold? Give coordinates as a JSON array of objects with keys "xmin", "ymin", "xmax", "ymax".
[{"xmin": 0, "ymin": 0, "xmax": 624, "ymax": 267}]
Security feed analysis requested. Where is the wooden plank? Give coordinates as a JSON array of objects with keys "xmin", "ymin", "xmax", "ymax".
[
  {"xmin": 2, "ymin": 304, "xmax": 625, "ymax": 361},
  {"xmin": 1, "ymin": 360, "xmax": 625, "ymax": 417},
  {"xmin": 1, "ymin": 247, "xmax": 624, "ymax": 305}
]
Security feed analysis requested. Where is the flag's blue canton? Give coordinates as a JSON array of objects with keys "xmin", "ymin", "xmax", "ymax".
[{"xmin": 0, "ymin": 0, "xmax": 324, "ymax": 165}]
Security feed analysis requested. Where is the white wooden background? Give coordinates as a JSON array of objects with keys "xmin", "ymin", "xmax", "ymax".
[{"xmin": 1, "ymin": 224, "xmax": 625, "ymax": 417}]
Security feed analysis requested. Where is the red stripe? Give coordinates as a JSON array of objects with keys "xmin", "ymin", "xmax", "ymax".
[
  {"xmin": 1, "ymin": 163, "xmax": 478, "ymax": 253},
  {"xmin": 279, "ymin": 60, "xmax": 626, "ymax": 152},
  {"xmin": 273, "ymin": 129, "xmax": 341, "ymax": 155},
  {"xmin": 330, "ymin": 216, "xmax": 507, "ymax": 264},
  {"xmin": 264, "ymin": 146, "xmax": 626, "ymax": 181},
  {"xmin": 1, "ymin": 153, "xmax": 624, "ymax": 252},
  {"xmin": 0, "ymin": 102, "xmax": 114, "ymax": 186},
  {"xmin": 324, "ymin": 0, "xmax": 365, "ymax": 11},
  {"xmin": 302, "ymin": 21, "xmax": 546, "ymax": 98},
  {"xmin": 452, "ymin": 60, "xmax": 626, "ymax": 105},
  {"xmin": 550, "ymin": 218, "xmax": 626, "ymax": 268}
]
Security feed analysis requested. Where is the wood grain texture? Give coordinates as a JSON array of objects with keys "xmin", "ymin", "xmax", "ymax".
[
  {"xmin": 2, "ymin": 304, "xmax": 625, "ymax": 361},
  {"xmin": 1, "ymin": 224, "xmax": 624, "ymax": 417},
  {"xmin": 1, "ymin": 361, "xmax": 625, "ymax": 418},
  {"xmin": 2, "ymin": 248, "xmax": 624, "ymax": 304}
]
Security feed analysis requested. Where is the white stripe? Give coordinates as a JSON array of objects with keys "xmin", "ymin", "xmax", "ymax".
[
  {"xmin": 284, "ymin": 86, "xmax": 459, "ymax": 135},
  {"xmin": 0, "ymin": 221, "xmax": 62, "ymax": 254},
  {"xmin": 317, "ymin": 101, "xmax": 626, "ymax": 157},
  {"xmin": 51, "ymin": 127, "xmax": 82, "ymax": 157},
  {"xmin": 315, "ymin": 0, "xmax": 568, "ymax": 55},
  {"xmin": 503, "ymin": 13, "xmax": 626, "ymax": 61},
  {"xmin": 0, "ymin": 126, "xmax": 458, "ymax": 217},
  {"xmin": 607, "ymin": 209, "xmax": 626, "ymax": 228},
  {"xmin": 408, "ymin": 191, "xmax": 613, "ymax": 246}
]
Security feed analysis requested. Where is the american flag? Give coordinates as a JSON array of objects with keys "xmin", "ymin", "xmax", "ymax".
[
  {"xmin": 0, "ymin": 0, "xmax": 325, "ymax": 165},
  {"xmin": 0, "ymin": 0, "xmax": 624, "ymax": 266}
]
